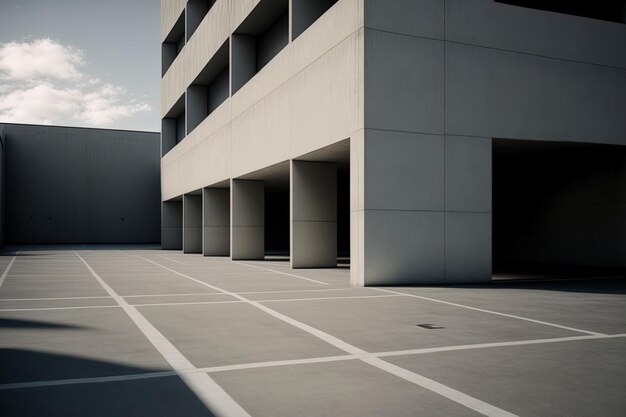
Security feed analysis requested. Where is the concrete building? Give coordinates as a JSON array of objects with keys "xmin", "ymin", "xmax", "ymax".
[
  {"xmin": 0, "ymin": 123, "xmax": 161, "ymax": 245},
  {"xmin": 160, "ymin": 0, "xmax": 626, "ymax": 286}
]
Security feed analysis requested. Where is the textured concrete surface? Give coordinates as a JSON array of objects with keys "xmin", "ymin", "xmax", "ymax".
[{"xmin": 1, "ymin": 246, "xmax": 625, "ymax": 417}]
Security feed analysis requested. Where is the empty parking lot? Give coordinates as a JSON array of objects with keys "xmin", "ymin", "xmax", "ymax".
[{"xmin": 1, "ymin": 247, "xmax": 625, "ymax": 417}]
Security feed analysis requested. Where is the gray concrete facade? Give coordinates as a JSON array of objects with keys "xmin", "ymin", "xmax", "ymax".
[
  {"xmin": 0, "ymin": 123, "xmax": 160, "ymax": 245},
  {"xmin": 161, "ymin": 0, "xmax": 626, "ymax": 285}
]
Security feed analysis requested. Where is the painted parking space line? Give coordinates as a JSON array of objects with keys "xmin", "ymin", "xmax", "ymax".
[
  {"xmin": 0, "ymin": 305, "xmax": 120, "ymax": 312},
  {"xmin": 237, "ymin": 262, "xmax": 329, "ymax": 285},
  {"xmin": 133, "ymin": 254, "xmax": 519, "ymax": 417},
  {"xmin": 3, "ymin": 332, "xmax": 625, "ymax": 392},
  {"xmin": 123, "ymin": 292, "xmax": 221, "ymax": 298},
  {"xmin": 259, "ymin": 294, "xmax": 406, "ymax": 303},
  {"xmin": 0, "ymin": 296, "xmax": 112, "ymax": 301},
  {"xmin": 74, "ymin": 251, "xmax": 251, "ymax": 417},
  {"xmin": 374, "ymin": 288, "xmax": 605, "ymax": 336},
  {"xmin": 0, "ymin": 294, "xmax": 405, "ymax": 311},
  {"xmin": 0, "ymin": 256, "xmax": 17, "ymax": 288},
  {"xmin": 236, "ymin": 288, "xmax": 352, "ymax": 295},
  {"xmin": 0, "ymin": 370, "xmax": 178, "ymax": 390}
]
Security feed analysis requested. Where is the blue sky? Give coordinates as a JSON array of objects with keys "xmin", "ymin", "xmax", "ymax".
[{"xmin": 0, "ymin": 0, "xmax": 160, "ymax": 131}]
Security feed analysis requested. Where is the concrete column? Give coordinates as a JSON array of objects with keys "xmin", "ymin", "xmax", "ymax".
[
  {"xmin": 290, "ymin": 160, "xmax": 337, "ymax": 268},
  {"xmin": 350, "ymin": 130, "xmax": 491, "ymax": 286},
  {"xmin": 162, "ymin": 201, "xmax": 182, "ymax": 250},
  {"xmin": 231, "ymin": 179, "xmax": 264, "ymax": 260},
  {"xmin": 203, "ymin": 188, "xmax": 230, "ymax": 256},
  {"xmin": 183, "ymin": 194, "xmax": 202, "ymax": 254}
]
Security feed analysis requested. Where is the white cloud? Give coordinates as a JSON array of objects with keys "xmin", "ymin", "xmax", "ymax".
[
  {"xmin": 0, "ymin": 38, "xmax": 150, "ymax": 127},
  {"xmin": 0, "ymin": 38, "xmax": 85, "ymax": 81}
]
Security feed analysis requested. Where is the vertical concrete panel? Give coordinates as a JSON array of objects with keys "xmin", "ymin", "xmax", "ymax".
[
  {"xmin": 183, "ymin": 194, "xmax": 202, "ymax": 253},
  {"xmin": 231, "ymin": 179, "xmax": 264, "ymax": 260},
  {"xmin": 3, "ymin": 124, "xmax": 160, "ymax": 244},
  {"xmin": 351, "ymin": 130, "xmax": 447, "ymax": 286},
  {"xmin": 0, "ymin": 128, "xmax": 4, "ymax": 247},
  {"xmin": 290, "ymin": 160, "xmax": 337, "ymax": 268},
  {"xmin": 203, "ymin": 187, "xmax": 230, "ymax": 256},
  {"xmin": 162, "ymin": 201, "xmax": 183, "ymax": 250},
  {"xmin": 445, "ymin": 136, "xmax": 492, "ymax": 213},
  {"xmin": 445, "ymin": 212, "xmax": 492, "ymax": 283}
]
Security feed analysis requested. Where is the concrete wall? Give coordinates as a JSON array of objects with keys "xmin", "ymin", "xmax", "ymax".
[
  {"xmin": 0, "ymin": 126, "xmax": 5, "ymax": 247},
  {"xmin": 351, "ymin": 0, "xmax": 626, "ymax": 284},
  {"xmin": 2, "ymin": 123, "xmax": 161, "ymax": 244},
  {"xmin": 161, "ymin": 0, "xmax": 363, "ymax": 200},
  {"xmin": 161, "ymin": 0, "xmax": 625, "ymax": 285}
]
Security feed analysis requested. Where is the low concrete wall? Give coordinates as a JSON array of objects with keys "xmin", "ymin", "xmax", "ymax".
[{"xmin": 2, "ymin": 123, "xmax": 161, "ymax": 244}]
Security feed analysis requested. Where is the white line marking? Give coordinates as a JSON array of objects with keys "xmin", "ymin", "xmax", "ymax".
[
  {"xmin": 157, "ymin": 254, "xmax": 186, "ymax": 265},
  {"xmin": 5, "ymin": 333, "xmax": 623, "ymax": 392},
  {"xmin": 134, "ymin": 300, "xmax": 243, "ymax": 307},
  {"xmin": 0, "ymin": 371, "xmax": 178, "ymax": 390},
  {"xmin": 133, "ymin": 254, "xmax": 517, "ymax": 417},
  {"xmin": 134, "ymin": 294, "xmax": 404, "ymax": 307},
  {"xmin": 74, "ymin": 251, "xmax": 251, "ymax": 417},
  {"xmin": 0, "ymin": 296, "xmax": 112, "ymax": 301},
  {"xmin": 237, "ymin": 262, "xmax": 329, "ymax": 285},
  {"xmin": 236, "ymin": 288, "xmax": 352, "ymax": 295},
  {"xmin": 0, "ymin": 295, "xmax": 404, "ymax": 311},
  {"xmin": 259, "ymin": 294, "xmax": 405, "ymax": 303},
  {"xmin": 373, "ymin": 288, "xmax": 605, "ymax": 336},
  {"xmin": 123, "ymin": 292, "xmax": 220, "ymax": 298},
  {"xmin": 0, "ymin": 305, "xmax": 119, "ymax": 312},
  {"xmin": 0, "ymin": 256, "xmax": 17, "ymax": 288}
]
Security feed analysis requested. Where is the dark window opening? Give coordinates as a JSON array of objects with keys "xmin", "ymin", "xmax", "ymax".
[
  {"xmin": 231, "ymin": 0, "xmax": 289, "ymax": 94},
  {"xmin": 291, "ymin": 0, "xmax": 339, "ymax": 40},
  {"xmin": 161, "ymin": 94, "xmax": 186, "ymax": 156},
  {"xmin": 162, "ymin": 11, "xmax": 186, "ymax": 76},
  {"xmin": 187, "ymin": 0, "xmax": 217, "ymax": 41},
  {"xmin": 186, "ymin": 41, "xmax": 230, "ymax": 134}
]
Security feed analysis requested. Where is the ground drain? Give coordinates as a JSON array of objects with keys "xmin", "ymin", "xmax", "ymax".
[{"xmin": 416, "ymin": 324, "xmax": 444, "ymax": 329}]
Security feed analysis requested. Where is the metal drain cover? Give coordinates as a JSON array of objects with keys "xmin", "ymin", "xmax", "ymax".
[{"xmin": 417, "ymin": 324, "xmax": 444, "ymax": 329}]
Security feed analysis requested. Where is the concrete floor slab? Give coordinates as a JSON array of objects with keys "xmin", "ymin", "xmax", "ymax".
[
  {"xmin": 137, "ymin": 302, "xmax": 344, "ymax": 368},
  {"xmin": 0, "ymin": 297, "xmax": 115, "ymax": 310},
  {"xmin": 211, "ymin": 360, "xmax": 481, "ymax": 417},
  {"xmin": 95, "ymin": 273, "xmax": 213, "ymax": 296},
  {"xmin": 263, "ymin": 295, "xmax": 579, "ymax": 352},
  {"xmin": 0, "ymin": 275, "xmax": 109, "ymax": 299},
  {"xmin": 0, "ymin": 376, "xmax": 215, "ymax": 417},
  {"xmin": 1, "ymin": 247, "xmax": 624, "ymax": 417},
  {"xmin": 125, "ymin": 293, "xmax": 236, "ymax": 305},
  {"xmin": 384, "ymin": 338, "xmax": 626, "ymax": 417},
  {"xmin": 0, "ymin": 308, "xmax": 170, "ymax": 383},
  {"xmin": 391, "ymin": 281, "xmax": 626, "ymax": 334}
]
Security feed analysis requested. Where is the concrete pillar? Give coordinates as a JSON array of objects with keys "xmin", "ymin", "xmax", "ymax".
[
  {"xmin": 290, "ymin": 160, "xmax": 337, "ymax": 268},
  {"xmin": 183, "ymin": 194, "xmax": 202, "ymax": 254},
  {"xmin": 203, "ymin": 188, "xmax": 230, "ymax": 256},
  {"xmin": 162, "ymin": 201, "xmax": 182, "ymax": 250},
  {"xmin": 350, "ymin": 130, "xmax": 492, "ymax": 286},
  {"xmin": 231, "ymin": 179, "xmax": 264, "ymax": 260}
]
